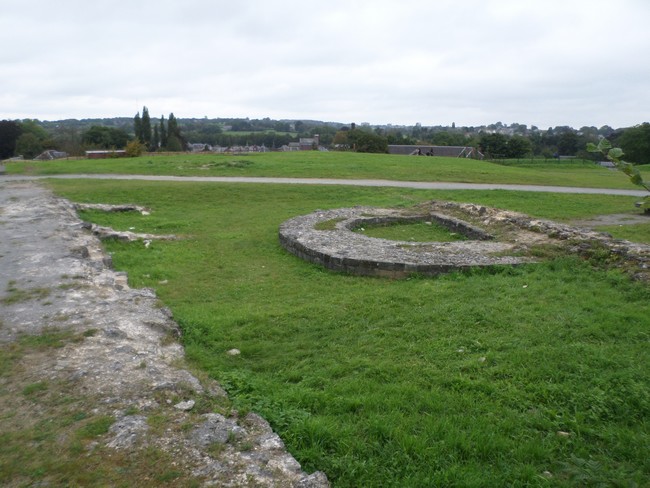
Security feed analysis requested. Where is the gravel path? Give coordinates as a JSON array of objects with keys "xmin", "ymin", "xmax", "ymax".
[{"xmin": 1, "ymin": 173, "xmax": 647, "ymax": 196}]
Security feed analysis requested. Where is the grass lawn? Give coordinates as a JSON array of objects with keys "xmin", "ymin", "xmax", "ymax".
[
  {"xmin": 6, "ymin": 151, "xmax": 649, "ymax": 190},
  {"xmin": 595, "ymin": 223, "xmax": 650, "ymax": 244},
  {"xmin": 46, "ymin": 179, "xmax": 650, "ymax": 487},
  {"xmin": 355, "ymin": 220, "xmax": 468, "ymax": 242}
]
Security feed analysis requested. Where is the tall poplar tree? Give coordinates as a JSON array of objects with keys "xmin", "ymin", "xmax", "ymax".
[
  {"xmin": 153, "ymin": 125, "xmax": 160, "ymax": 151},
  {"xmin": 141, "ymin": 106, "xmax": 152, "ymax": 148},
  {"xmin": 133, "ymin": 112, "xmax": 142, "ymax": 142},
  {"xmin": 167, "ymin": 113, "xmax": 183, "ymax": 151},
  {"xmin": 159, "ymin": 115, "xmax": 167, "ymax": 149}
]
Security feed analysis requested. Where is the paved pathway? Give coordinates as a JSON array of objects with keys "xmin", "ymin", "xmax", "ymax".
[{"xmin": 1, "ymin": 174, "xmax": 647, "ymax": 196}]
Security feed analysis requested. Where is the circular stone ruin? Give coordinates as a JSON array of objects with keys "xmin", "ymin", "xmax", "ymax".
[{"xmin": 279, "ymin": 202, "xmax": 538, "ymax": 278}]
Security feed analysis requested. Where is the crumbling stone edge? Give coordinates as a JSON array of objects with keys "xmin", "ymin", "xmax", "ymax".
[
  {"xmin": 279, "ymin": 201, "xmax": 650, "ymax": 280},
  {"xmin": 0, "ymin": 182, "xmax": 329, "ymax": 488}
]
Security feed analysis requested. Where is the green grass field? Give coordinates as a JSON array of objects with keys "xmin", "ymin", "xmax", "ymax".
[
  {"xmin": 44, "ymin": 174, "xmax": 650, "ymax": 487},
  {"xmin": 6, "ymin": 151, "xmax": 650, "ymax": 190}
]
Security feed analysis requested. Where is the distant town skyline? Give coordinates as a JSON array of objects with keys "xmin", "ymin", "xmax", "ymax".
[{"xmin": 2, "ymin": 0, "xmax": 649, "ymax": 129}]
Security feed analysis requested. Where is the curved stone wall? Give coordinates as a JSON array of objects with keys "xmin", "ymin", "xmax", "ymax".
[{"xmin": 278, "ymin": 205, "xmax": 532, "ymax": 278}]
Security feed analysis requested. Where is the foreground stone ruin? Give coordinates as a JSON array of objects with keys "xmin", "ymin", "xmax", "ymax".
[
  {"xmin": 0, "ymin": 181, "xmax": 328, "ymax": 487},
  {"xmin": 280, "ymin": 201, "xmax": 650, "ymax": 279}
]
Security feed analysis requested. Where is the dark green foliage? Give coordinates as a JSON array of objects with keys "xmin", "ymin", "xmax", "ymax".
[
  {"xmin": 133, "ymin": 110, "xmax": 185, "ymax": 151},
  {"xmin": 141, "ymin": 106, "xmax": 152, "ymax": 149},
  {"xmin": 166, "ymin": 134, "xmax": 183, "ymax": 152},
  {"xmin": 557, "ymin": 130, "xmax": 580, "ymax": 155},
  {"xmin": 167, "ymin": 113, "xmax": 179, "ymax": 141},
  {"xmin": 166, "ymin": 113, "xmax": 185, "ymax": 151},
  {"xmin": 81, "ymin": 125, "xmax": 130, "ymax": 149},
  {"xmin": 479, "ymin": 133, "xmax": 508, "ymax": 158},
  {"xmin": 153, "ymin": 125, "xmax": 160, "ymax": 150},
  {"xmin": 0, "ymin": 119, "xmax": 21, "ymax": 159},
  {"xmin": 159, "ymin": 116, "xmax": 167, "ymax": 148},
  {"xmin": 616, "ymin": 122, "xmax": 650, "ymax": 165},
  {"xmin": 587, "ymin": 138, "xmax": 650, "ymax": 210},
  {"xmin": 15, "ymin": 120, "xmax": 52, "ymax": 158},
  {"xmin": 335, "ymin": 128, "xmax": 388, "ymax": 153},
  {"xmin": 15, "ymin": 133, "xmax": 43, "ymax": 159},
  {"xmin": 480, "ymin": 133, "xmax": 531, "ymax": 159},
  {"xmin": 506, "ymin": 135, "xmax": 532, "ymax": 158},
  {"xmin": 181, "ymin": 119, "xmax": 223, "ymax": 145},
  {"xmin": 428, "ymin": 130, "xmax": 471, "ymax": 146},
  {"xmin": 134, "ymin": 112, "xmax": 142, "ymax": 142}
]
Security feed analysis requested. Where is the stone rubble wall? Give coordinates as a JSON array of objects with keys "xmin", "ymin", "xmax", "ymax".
[
  {"xmin": 279, "ymin": 202, "xmax": 650, "ymax": 280},
  {"xmin": 0, "ymin": 181, "xmax": 329, "ymax": 487},
  {"xmin": 279, "ymin": 206, "xmax": 531, "ymax": 278}
]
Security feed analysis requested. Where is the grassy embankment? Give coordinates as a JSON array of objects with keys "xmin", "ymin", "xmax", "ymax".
[
  {"xmin": 6, "ymin": 151, "xmax": 650, "ymax": 190},
  {"xmin": 34, "ymin": 168, "xmax": 650, "ymax": 488}
]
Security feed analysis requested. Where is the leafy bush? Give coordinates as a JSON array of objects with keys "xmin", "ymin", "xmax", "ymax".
[
  {"xmin": 587, "ymin": 138, "xmax": 650, "ymax": 211},
  {"xmin": 125, "ymin": 139, "xmax": 144, "ymax": 157}
]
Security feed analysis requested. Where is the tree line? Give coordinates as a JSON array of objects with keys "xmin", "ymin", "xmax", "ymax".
[
  {"xmin": 1, "ymin": 116, "xmax": 649, "ymax": 164},
  {"xmin": 133, "ymin": 107, "xmax": 185, "ymax": 152}
]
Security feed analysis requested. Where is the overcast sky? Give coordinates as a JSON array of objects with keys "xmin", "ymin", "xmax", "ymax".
[{"xmin": 1, "ymin": 0, "xmax": 649, "ymax": 128}]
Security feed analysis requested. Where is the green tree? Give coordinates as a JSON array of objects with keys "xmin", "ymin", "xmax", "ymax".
[
  {"xmin": 386, "ymin": 131, "xmax": 416, "ymax": 145},
  {"xmin": 19, "ymin": 119, "xmax": 49, "ymax": 142},
  {"xmin": 82, "ymin": 126, "xmax": 129, "ymax": 149},
  {"xmin": 557, "ymin": 130, "xmax": 579, "ymax": 155},
  {"xmin": 159, "ymin": 116, "xmax": 168, "ymax": 148},
  {"xmin": 166, "ymin": 134, "xmax": 183, "ymax": 151},
  {"xmin": 15, "ymin": 120, "xmax": 51, "ymax": 158},
  {"xmin": 345, "ymin": 129, "xmax": 388, "ymax": 153},
  {"xmin": 479, "ymin": 133, "xmax": 508, "ymax": 158},
  {"xmin": 166, "ymin": 113, "xmax": 184, "ymax": 151},
  {"xmin": 134, "ymin": 112, "xmax": 142, "ymax": 142},
  {"xmin": 505, "ymin": 135, "xmax": 532, "ymax": 158},
  {"xmin": 15, "ymin": 133, "xmax": 43, "ymax": 159},
  {"xmin": 51, "ymin": 125, "xmax": 82, "ymax": 156},
  {"xmin": 125, "ymin": 139, "xmax": 144, "ymax": 157},
  {"xmin": 588, "ymin": 139, "xmax": 650, "ymax": 211},
  {"xmin": 429, "ymin": 131, "xmax": 469, "ymax": 146},
  {"xmin": 616, "ymin": 123, "xmax": 650, "ymax": 165},
  {"xmin": 153, "ymin": 125, "xmax": 160, "ymax": 150},
  {"xmin": 0, "ymin": 120, "xmax": 22, "ymax": 159},
  {"xmin": 141, "ymin": 106, "xmax": 152, "ymax": 149}
]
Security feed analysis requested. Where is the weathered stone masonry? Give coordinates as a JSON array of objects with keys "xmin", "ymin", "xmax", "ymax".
[
  {"xmin": 279, "ymin": 204, "xmax": 533, "ymax": 278},
  {"xmin": 279, "ymin": 201, "xmax": 650, "ymax": 280}
]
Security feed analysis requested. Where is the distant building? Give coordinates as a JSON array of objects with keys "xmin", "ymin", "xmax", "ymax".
[
  {"xmin": 211, "ymin": 145, "xmax": 269, "ymax": 154},
  {"xmin": 85, "ymin": 150, "xmax": 127, "ymax": 159},
  {"xmin": 281, "ymin": 135, "xmax": 322, "ymax": 152},
  {"xmin": 299, "ymin": 135, "xmax": 320, "ymax": 150},
  {"xmin": 188, "ymin": 143, "xmax": 212, "ymax": 152},
  {"xmin": 282, "ymin": 142, "xmax": 302, "ymax": 152},
  {"xmin": 35, "ymin": 150, "xmax": 68, "ymax": 160},
  {"xmin": 388, "ymin": 145, "xmax": 483, "ymax": 159}
]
